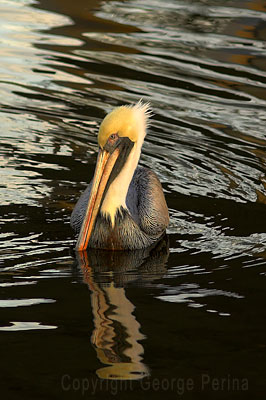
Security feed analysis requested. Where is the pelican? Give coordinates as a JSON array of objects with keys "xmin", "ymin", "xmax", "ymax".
[{"xmin": 71, "ymin": 101, "xmax": 169, "ymax": 251}]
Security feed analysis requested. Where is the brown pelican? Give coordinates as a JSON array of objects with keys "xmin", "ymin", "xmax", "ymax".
[{"xmin": 71, "ymin": 101, "xmax": 169, "ymax": 251}]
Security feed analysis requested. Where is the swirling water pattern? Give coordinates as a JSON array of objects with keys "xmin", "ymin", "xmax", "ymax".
[{"xmin": 1, "ymin": 0, "xmax": 266, "ymax": 395}]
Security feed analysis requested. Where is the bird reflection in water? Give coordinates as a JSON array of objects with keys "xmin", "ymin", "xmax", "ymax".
[{"xmin": 75, "ymin": 237, "xmax": 169, "ymax": 380}]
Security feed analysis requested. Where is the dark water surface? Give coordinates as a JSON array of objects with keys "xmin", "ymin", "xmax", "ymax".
[{"xmin": 1, "ymin": 0, "xmax": 266, "ymax": 398}]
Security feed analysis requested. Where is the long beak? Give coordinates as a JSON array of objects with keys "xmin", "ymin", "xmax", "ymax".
[{"xmin": 75, "ymin": 147, "xmax": 120, "ymax": 251}]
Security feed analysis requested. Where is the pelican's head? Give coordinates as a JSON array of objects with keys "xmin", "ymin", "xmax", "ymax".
[
  {"xmin": 98, "ymin": 101, "xmax": 150, "ymax": 149},
  {"xmin": 76, "ymin": 101, "xmax": 151, "ymax": 251}
]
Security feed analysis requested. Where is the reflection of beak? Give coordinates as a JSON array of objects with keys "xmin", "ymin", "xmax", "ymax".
[{"xmin": 76, "ymin": 147, "xmax": 120, "ymax": 251}]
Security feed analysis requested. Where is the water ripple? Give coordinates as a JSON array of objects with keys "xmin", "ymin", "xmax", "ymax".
[
  {"xmin": 0, "ymin": 0, "xmax": 265, "ymax": 318},
  {"xmin": 0, "ymin": 321, "xmax": 57, "ymax": 331},
  {"xmin": 0, "ymin": 298, "xmax": 56, "ymax": 308}
]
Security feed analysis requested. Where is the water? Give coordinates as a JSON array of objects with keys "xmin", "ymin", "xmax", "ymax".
[{"xmin": 1, "ymin": 0, "xmax": 266, "ymax": 397}]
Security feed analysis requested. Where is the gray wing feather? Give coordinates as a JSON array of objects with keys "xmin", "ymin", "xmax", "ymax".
[{"xmin": 132, "ymin": 168, "xmax": 169, "ymax": 238}]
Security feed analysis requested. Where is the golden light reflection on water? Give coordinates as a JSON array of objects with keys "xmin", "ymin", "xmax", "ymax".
[
  {"xmin": 91, "ymin": 281, "xmax": 149, "ymax": 380},
  {"xmin": 79, "ymin": 252, "xmax": 149, "ymax": 380},
  {"xmin": 76, "ymin": 241, "xmax": 169, "ymax": 380}
]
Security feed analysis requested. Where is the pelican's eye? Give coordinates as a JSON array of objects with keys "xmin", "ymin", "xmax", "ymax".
[
  {"xmin": 109, "ymin": 133, "xmax": 118, "ymax": 142},
  {"xmin": 104, "ymin": 133, "xmax": 120, "ymax": 153}
]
